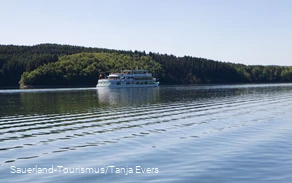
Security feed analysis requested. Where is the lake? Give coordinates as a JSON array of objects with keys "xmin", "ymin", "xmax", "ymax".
[{"xmin": 1, "ymin": 84, "xmax": 292, "ymax": 183}]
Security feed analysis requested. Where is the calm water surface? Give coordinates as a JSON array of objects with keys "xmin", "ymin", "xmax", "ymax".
[{"xmin": 1, "ymin": 84, "xmax": 292, "ymax": 183}]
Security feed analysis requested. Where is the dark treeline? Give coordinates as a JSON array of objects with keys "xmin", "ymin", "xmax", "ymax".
[
  {"xmin": 0, "ymin": 44, "xmax": 133, "ymax": 86},
  {"xmin": 152, "ymin": 53, "xmax": 292, "ymax": 84},
  {"xmin": 0, "ymin": 44, "xmax": 292, "ymax": 87}
]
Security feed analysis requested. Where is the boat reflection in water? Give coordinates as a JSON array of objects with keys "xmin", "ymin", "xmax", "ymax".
[{"xmin": 96, "ymin": 87, "xmax": 160, "ymax": 107}]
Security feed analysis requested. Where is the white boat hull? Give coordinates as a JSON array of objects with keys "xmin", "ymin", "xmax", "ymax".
[{"xmin": 96, "ymin": 82, "xmax": 159, "ymax": 88}]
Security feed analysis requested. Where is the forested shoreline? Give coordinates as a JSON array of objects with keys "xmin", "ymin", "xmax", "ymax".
[{"xmin": 0, "ymin": 44, "xmax": 292, "ymax": 88}]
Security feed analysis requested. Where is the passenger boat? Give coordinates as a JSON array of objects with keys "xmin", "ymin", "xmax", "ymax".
[{"xmin": 96, "ymin": 70, "xmax": 159, "ymax": 88}]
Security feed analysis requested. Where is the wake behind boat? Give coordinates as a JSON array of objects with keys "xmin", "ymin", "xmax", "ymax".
[{"xmin": 96, "ymin": 70, "xmax": 159, "ymax": 88}]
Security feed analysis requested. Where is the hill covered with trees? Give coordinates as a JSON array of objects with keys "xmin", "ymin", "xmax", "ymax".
[
  {"xmin": 0, "ymin": 43, "xmax": 292, "ymax": 88},
  {"xmin": 0, "ymin": 44, "xmax": 132, "ymax": 87},
  {"xmin": 19, "ymin": 52, "xmax": 162, "ymax": 87}
]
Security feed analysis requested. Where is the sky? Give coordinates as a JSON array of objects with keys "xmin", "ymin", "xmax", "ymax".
[{"xmin": 0, "ymin": 0, "xmax": 291, "ymax": 66}]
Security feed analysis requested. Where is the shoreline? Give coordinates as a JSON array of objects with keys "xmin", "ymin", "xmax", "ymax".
[
  {"xmin": 0, "ymin": 82, "xmax": 290, "ymax": 90},
  {"xmin": 4, "ymin": 85, "xmax": 95, "ymax": 90}
]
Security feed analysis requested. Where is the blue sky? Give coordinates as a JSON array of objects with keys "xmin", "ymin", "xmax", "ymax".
[{"xmin": 0, "ymin": 0, "xmax": 291, "ymax": 65}]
